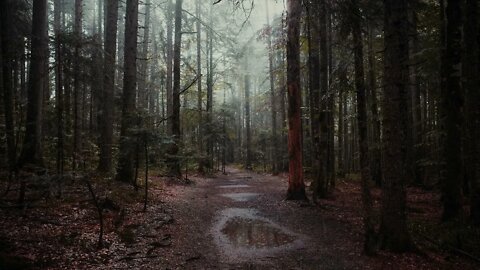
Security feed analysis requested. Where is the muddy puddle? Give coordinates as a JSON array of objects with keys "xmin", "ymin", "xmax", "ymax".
[
  {"xmin": 221, "ymin": 193, "xmax": 259, "ymax": 202},
  {"xmin": 217, "ymin": 184, "xmax": 250, "ymax": 189},
  {"xmin": 221, "ymin": 218, "xmax": 295, "ymax": 247},
  {"xmin": 211, "ymin": 208, "xmax": 306, "ymax": 261}
]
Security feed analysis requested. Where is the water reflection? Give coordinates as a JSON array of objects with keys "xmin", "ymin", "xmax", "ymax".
[{"xmin": 221, "ymin": 217, "xmax": 295, "ymax": 248}]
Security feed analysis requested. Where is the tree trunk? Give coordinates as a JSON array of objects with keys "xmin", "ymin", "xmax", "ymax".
[
  {"xmin": 265, "ymin": 0, "xmax": 278, "ymax": 175},
  {"xmin": 286, "ymin": 0, "xmax": 307, "ymax": 201},
  {"xmin": 307, "ymin": 1, "xmax": 322, "ymax": 201},
  {"xmin": 72, "ymin": 0, "xmax": 83, "ymax": 170},
  {"xmin": 54, "ymin": 0, "xmax": 64, "ymax": 175},
  {"xmin": 380, "ymin": 0, "xmax": 413, "ymax": 252},
  {"xmin": 0, "ymin": 0, "xmax": 16, "ymax": 173},
  {"xmin": 366, "ymin": 21, "xmax": 382, "ymax": 187},
  {"xmin": 317, "ymin": 0, "xmax": 329, "ymax": 197},
  {"xmin": 464, "ymin": 0, "xmax": 480, "ymax": 225},
  {"xmin": 18, "ymin": 0, "xmax": 48, "ymax": 166},
  {"xmin": 116, "ymin": 0, "xmax": 139, "ymax": 183},
  {"xmin": 138, "ymin": 0, "xmax": 151, "ymax": 110},
  {"xmin": 166, "ymin": 0, "xmax": 174, "ymax": 135},
  {"xmin": 440, "ymin": 0, "xmax": 463, "ymax": 221},
  {"xmin": 196, "ymin": 0, "xmax": 204, "ymax": 172},
  {"xmin": 169, "ymin": 0, "xmax": 183, "ymax": 177},
  {"xmin": 98, "ymin": 0, "xmax": 119, "ymax": 173},
  {"xmin": 351, "ymin": 0, "xmax": 376, "ymax": 254},
  {"xmin": 245, "ymin": 74, "xmax": 252, "ymax": 170}
]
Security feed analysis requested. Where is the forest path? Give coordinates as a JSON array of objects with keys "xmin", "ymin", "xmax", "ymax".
[{"xmin": 157, "ymin": 167, "xmax": 363, "ymax": 269}]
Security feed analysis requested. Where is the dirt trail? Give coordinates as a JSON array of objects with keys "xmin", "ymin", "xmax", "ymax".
[{"xmin": 156, "ymin": 167, "xmax": 362, "ymax": 269}]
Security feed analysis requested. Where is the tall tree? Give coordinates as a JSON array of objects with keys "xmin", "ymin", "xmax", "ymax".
[
  {"xmin": 379, "ymin": 0, "xmax": 413, "ymax": 251},
  {"xmin": 245, "ymin": 74, "xmax": 252, "ymax": 170},
  {"xmin": 98, "ymin": 0, "xmax": 119, "ymax": 173},
  {"xmin": 286, "ymin": 0, "xmax": 307, "ymax": 200},
  {"xmin": 351, "ymin": 0, "xmax": 375, "ymax": 255},
  {"xmin": 138, "ymin": 0, "xmax": 151, "ymax": 109},
  {"xmin": 116, "ymin": 0, "xmax": 139, "ymax": 183},
  {"xmin": 169, "ymin": 0, "xmax": 183, "ymax": 177},
  {"xmin": 0, "ymin": 0, "xmax": 16, "ymax": 173},
  {"xmin": 265, "ymin": 0, "xmax": 278, "ymax": 175},
  {"xmin": 464, "ymin": 0, "xmax": 480, "ymax": 224},
  {"xmin": 72, "ymin": 0, "xmax": 83, "ymax": 170},
  {"xmin": 318, "ymin": 0, "xmax": 329, "ymax": 196},
  {"xmin": 196, "ymin": 0, "xmax": 204, "ymax": 172},
  {"xmin": 54, "ymin": 0, "xmax": 64, "ymax": 175},
  {"xmin": 306, "ymin": 1, "xmax": 322, "ymax": 201},
  {"xmin": 166, "ymin": 0, "xmax": 174, "ymax": 135},
  {"xmin": 366, "ymin": 20, "xmax": 382, "ymax": 187},
  {"xmin": 18, "ymin": 0, "xmax": 48, "ymax": 166},
  {"xmin": 440, "ymin": 0, "xmax": 463, "ymax": 221}
]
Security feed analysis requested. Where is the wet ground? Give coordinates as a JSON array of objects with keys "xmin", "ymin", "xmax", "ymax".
[{"xmin": 156, "ymin": 167, "xmax": 364, "ymax": 269}]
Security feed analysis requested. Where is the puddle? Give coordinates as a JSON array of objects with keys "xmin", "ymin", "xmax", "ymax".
[
  {"xmin": 221, "ymin": 193, "xmax": 259, "ymax": 202},
  {"xmin": 211, "ymin": 208, "xmax": 306, "ymax": 261},
  {"xmin": 217, "ymin": 184, "xmax": 250, "ymax": 188},
  {"xmin": 221, "ymin": 218, "xmax": 295, "ymax": 248}
]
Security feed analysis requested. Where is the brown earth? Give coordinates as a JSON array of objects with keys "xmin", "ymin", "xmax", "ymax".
[{"xmin": 0, "ymin": 167, "xmax": 478, "ymax": 269}]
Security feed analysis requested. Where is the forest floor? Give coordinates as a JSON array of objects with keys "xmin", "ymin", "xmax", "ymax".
[{"xmin": 0, "ymin": 166, "xmax": 479, "ymax": 269}]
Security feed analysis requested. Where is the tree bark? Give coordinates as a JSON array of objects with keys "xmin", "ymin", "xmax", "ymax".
[
  {"xmin": 463, "ymin": 0, "xmax": 479, "ymax": 223},
  {"xmin": 366, "ymin": 21, "xmax": 382, "ymax": 187},
  {"xmin": 286, "ymin": 0, "xmax": 307, "ymax": 200},
  {"xmin": 138, "ymin": 0, "xmax": 151, "ymax": 110},
  {"xmin": 54, "ymin": 0, "xmax": 64, "ymax": 175},
  {"xmin": 116, "ymin": 0, "xmax": 139, "ymax": 183},
  {"xmin": 265, "ymin": 0, "xmax": 278, "ymax": 175},
  {"xmin": 351, "ymin": 0, "xmax": 376, "ymax": 254},
  {"xmin": 18, "ymin": 0, "xmax": 48, "ymax": 166},
  {"xmin": 166, "ymin": 0, "xmax": 174, "ymax": 135},
  {"xmin": 0, "ymin": 0, "xmax": 16, "ymax": 172},
  {"xmin": 196, "ymin": 0, "xmax": 204, "ymax": 172},
  {"xmin": 169, "ymin": 0, "xmax": 183, "ymax": 177},
  {"xmin": 440, "ymin": 0, "xmax": 463, "ymax": 221},
  {"xmin": 98, "ymin": 0, "xmax": 119, "ymax": 173},
  {"xmin": 72, "ymin": 0, "xmax": 83, "ymax": 170},
  {"xmin": 380, "ymin": 0, "xmax": 413, "ymax": 252}
]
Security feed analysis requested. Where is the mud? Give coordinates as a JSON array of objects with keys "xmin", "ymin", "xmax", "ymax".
[
  {"xmin": 211, "ymin": 208, "xmax": 306, "ymax": 262},
  {"xmin": 220, "ymin": 193, "xmax": 259, "ymax": 202}
]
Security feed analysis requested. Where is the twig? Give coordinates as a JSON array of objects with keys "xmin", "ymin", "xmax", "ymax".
[
  {"xmin": 82, "ymin": 177, "xmax": 104, "ymax": 249},
  {"xmin": 419, "ymin": 233, "xmax": 480, "ymax": 264}
]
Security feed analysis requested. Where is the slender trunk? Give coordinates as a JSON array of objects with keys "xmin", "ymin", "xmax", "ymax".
[
  {"xmin": 169, "ymin": 0, "xmax": 183, "ymax": 177},
  {"xmin": 317, "ymin": 0, "xmax": 329, "ymax": 197},
  {"xmin": 367, "ymin": 21, "xmax": 382, "ymax": 187},
  {"xmin": 206, "ymin": 6, "xmax": 214, "ymax": 170},
  {"xmin": 245, "ymin": 74, "xmax": 252, "ymax": 170},
  {"xmin": 196, "ymin": 0, "xmax": 204, "ymax": 171},
  {"xmin": 286, "ymin": 0, "xmax": 306, "ymax": 200},
  {"xmin": 265, "ymin": 0, "xmax": 278, "ymax": 175},
  {"xmin": 166, "ymin": 0, "xmax": 173, "ymax": 135},
  {"xmin": 138, "ymin": 0, "xmax": 151, "ymax": 109},
  {"xmin": 54, "ymin": 0, "xmax": 64, "ymax": 175}
]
